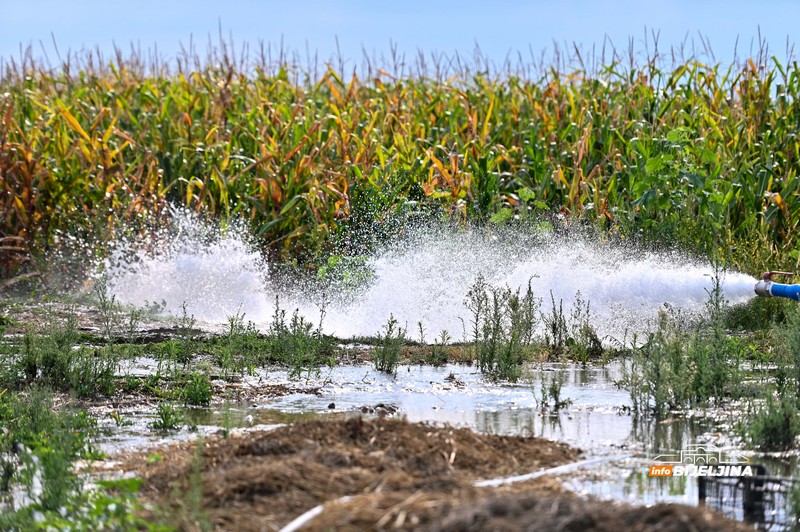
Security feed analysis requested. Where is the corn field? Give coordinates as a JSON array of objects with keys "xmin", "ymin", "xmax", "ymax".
[{"xmin": 2, "ymin": 43, "xmax": 799, "ymax": 277}]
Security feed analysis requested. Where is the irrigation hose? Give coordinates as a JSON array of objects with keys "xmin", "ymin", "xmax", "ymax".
[
  {"xmin": 278, "ymin": 454, "xmax": 629, "ymax": 532},
  {"xmin": 280, "ymin": 496, "xmax": 355, "ymax": 532}
]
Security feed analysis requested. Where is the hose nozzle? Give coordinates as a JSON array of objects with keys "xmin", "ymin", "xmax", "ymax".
[{"xmin": 755, "ymin": 271, "xmax": 800, "ymax": 300}]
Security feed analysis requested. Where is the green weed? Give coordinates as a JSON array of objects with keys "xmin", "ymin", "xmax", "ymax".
[
  {"xmin": 176, "ymin": 302, "xmax": 197, "ymax": 365},
  {"xmin": 266, "ymin": 296, "xmax": 334, "ymax": 379},
  {"xmin": 212, "ymin": 309, "xmax": 261, "ymax": 378},
  {"xmin": 744, "ymin": 394, "xmax": 800, "ymax": 451},
  {"xmin": 0, "ymin": 387, "xmax": 98, "ymax": 518},
  {"xmin": 617, "ymin": 269, "xmax": 742, "ymax": 416},
  {"xmin": 373, "ymin": 314, "xmax": 406, "ymax": 376},
  {"xmin": 466, "ymin": 275, "xmax": 540, "ymax": 382},
  {"xmin": 542, "ymin": 291, "xmax": 605, "ymax": 363},
  {"xmin": 542, "ymin": 292, "xmax": 568, "ymax": 358},
  {"xmin": 90, "ymin": 276, "xmax": 121, "ymax": 341},
  {"xmin": 773, "ymin": 301, "xmax": 800, "ymax": 398},
  {"xmin": 150, "ymin": 402, "xmax": 182, "ymax": 431},
  {"xmin": 534, "ymin": 368, "xmax": 572, "ymax": 412},
  {"xmin": 183, "ymin": 373, "xmax": 213, "ymax": 407},
  {"xmin": 0, "ymin": 316, "xmax": 117, "ymax": 398},
  {"xmin": 790, "ymin": 483, "xmax": 800, "ymax": 528},
  {"xmin": 429, "ymin": 329, "xmax": 451, "ymax": 366}
]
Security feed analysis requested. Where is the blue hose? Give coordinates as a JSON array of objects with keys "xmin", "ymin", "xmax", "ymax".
[{"xmin": 768, "ymin": 282, "xmax": 800, "ymax": 301}]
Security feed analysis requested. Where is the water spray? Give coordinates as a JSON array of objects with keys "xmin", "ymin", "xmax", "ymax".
[
  {"xmin": 100, "ymin": 210, "xmax": 762, "ymax": 339},
  {"xmin": 754, "ymin": 271, "xmax": 800, "ymax": 301}
]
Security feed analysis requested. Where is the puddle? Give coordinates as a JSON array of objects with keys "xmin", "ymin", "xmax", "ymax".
[
  {"xmin": 254, "ymin": 363, "xmax": 633, "ymax": 455},
  {"xmin": 92, "ymin": 404, "xmax": 324, "ymax": 455}
]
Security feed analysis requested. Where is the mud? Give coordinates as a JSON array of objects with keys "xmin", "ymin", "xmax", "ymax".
[{"xmin": 115, "ymin": 416, "xmax": 744, "ymax": 531}]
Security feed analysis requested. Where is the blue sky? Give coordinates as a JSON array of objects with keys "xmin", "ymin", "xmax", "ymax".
[{"xmin": 2, "ymin": 1, "xmax": 798, "ymax": 71}]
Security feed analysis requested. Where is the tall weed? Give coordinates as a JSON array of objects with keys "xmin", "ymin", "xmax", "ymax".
[
  {"xmin": 373, "ymin": 314, "xmax": 407, "ymax": 376},
  {"xmin": 466, "ymin": 275, "xmax": 540, "ymax": 381}
]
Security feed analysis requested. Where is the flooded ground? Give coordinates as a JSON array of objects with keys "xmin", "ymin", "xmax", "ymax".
[
  {"xmin": 1, "ymin": 296, "xmax": 795, "ymax": 529},
  {"xmin": 84, "ymin": 357, "xmax": 795, "ymax": 528}
]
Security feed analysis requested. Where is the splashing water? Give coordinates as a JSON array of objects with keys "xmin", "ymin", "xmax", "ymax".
[
  {"xmin": 101, "ymin": 212, "xmax": 758, "ymax": 339},
  {"xmin": 323, "ymin": 229, "xmax": 758, "ymax": 339},
  {"xmin": 103, "ymin": 212, "xmax": 273, "ymax": 323}
]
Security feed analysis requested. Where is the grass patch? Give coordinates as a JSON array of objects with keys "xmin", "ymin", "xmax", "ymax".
[
  {"xmin": 150, "ymin": 402, "xmax": 183, "ymax": 432},
  {"xmin": 0, "ymin": 314, "xmax": 117, "ymax": 398},
  {"xmin": 0, "ymin": 388, "xmax": 148, "ymax": 529},
  {"xmin": 182, "ymin": 372, "xmax": 213, "ymax": 407}
]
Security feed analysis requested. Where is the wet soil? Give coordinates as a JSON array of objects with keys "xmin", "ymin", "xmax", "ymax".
[{"xmin": 115, "ymin": 416, "xmax": 745, "ymax": 531}]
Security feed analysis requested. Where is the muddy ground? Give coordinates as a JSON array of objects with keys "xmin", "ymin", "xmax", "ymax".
[{"xmin": 113, "ymin": 416, "xmax": 747, "ymax": 531}]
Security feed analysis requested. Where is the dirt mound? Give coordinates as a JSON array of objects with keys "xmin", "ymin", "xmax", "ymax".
[
  {"xmin": 126, "ymin": 416, "xmax": 574, "ymax": 529},
  {"xmin": 314, "ymin": 489, "xmax": 751, "ymax": 531},
  {"xmin": 121, "ymin": 416, "xmax": 743, "ymax": 531}
]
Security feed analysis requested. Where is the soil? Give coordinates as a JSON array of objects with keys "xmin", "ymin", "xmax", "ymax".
[{"xmin": 114, "ymin": 416, "xmax": 747, "ymax": 531}]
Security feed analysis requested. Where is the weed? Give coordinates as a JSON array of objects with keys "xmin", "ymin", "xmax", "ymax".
[
  {"xmin": 266, "ymin": 295, "xmax": 334, "ymax": 379},
  {"xmin": 0, "ymin": 387, "xmax": 97, "ymax": 515},
  {"xmin": 790, "ymin": 483, "xmax": 800, "ymax": 528},
  {"xmin": 150, "ymin": 402, "xmax": 182, "ymax": 431},
  {"xmin": 124, "ymin": 307, "xmax": 143, "ymax": 343},
  {"xmin": 91, "ymin": 276, "xmax": 121, "ymax": 341},
  {"xmin": 542, "ymin": 292, "xmax": 568, "ymax": 358},
  {"xmin": 122, "ymin": 374, "xmax": 141, "ymax": 393},
  {"xmin": 466, "ymin": 274, "xmax": 490, "ymax": 355},
  {"xmin": 1, "ymin": 474, "xmax": 149, "ymax": 530},
  {"xmin": 773, "ymin": 301, "xmax": 800, "ymax": 398},
  {"xmin": 465, "ymin": 275, "xmax": 540, "ymax": 381},
  {"xmin": 617, "ymin": 270, "xmax": 742, "ymax": 417},
  {"xmin": 69, "ymin": 349, "xmax": 117, "ymax": 398},
  {"xmin": 176, "ymin": 302, "xmax": 197, "ymax": 364},
  {"xmin": 0, "ymin": 316, "xmax": 117, "ymax": 398},
  {"xmin": 688, "ymin": 268, "xmax": 741, "ymax": 403},
  {"xmin": 534, "ymin": 368, "xmax": 572, "ymax": 412},
  {"xmin": 373, "ymin": 314, "xmax": 406, "ymax": 375},
  {"xmin": 541, "ymin": 291, "xmax": 604, "ymax": 363},
  {"xmin": 744, "ymin": 394, "xmax": 800, "ymax": 451},
  {"xmin": 429, "ymin": 330, "xmax": 450, "ymax": 366},
  {"xmin": 566, "ymin": 291, "xmax": 604, "ymax": 365},
  {"xmin": 417, "ymin": 321, "xmax": 426, "ymax": 345},
  {"xmin": 213, "ymin": 309, "xmax": 261, "ymax": 378},
  {"xmin": 619, "ymin": 313, "xmax": 694, "ymax": 417},
  {"xmin": 183, "ymin": 373, "xmax": 213, "ymax": 407},
  {"xmin": 109, "ymin": 410, "xmax": 132, "ymax": 427}
]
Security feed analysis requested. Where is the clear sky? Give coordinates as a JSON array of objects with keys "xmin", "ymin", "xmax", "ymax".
[{"xmin": 2, "ymin": 1, "xmax": 798, "ymax": 72}]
